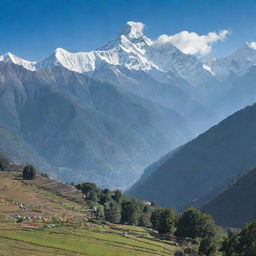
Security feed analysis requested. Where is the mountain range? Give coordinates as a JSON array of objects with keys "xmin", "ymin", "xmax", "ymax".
[{"xmin": 1, "ymin": 21, "xmax": 256, "ymax": 189}]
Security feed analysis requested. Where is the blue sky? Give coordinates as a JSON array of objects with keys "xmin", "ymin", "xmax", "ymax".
[{"xmin": 1, "ymin": 0, "xmax": 256, "ymax": 60}]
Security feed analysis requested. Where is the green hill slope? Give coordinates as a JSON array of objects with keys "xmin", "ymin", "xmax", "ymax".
[
  {"xmin": 202, "ymin": 167, "xmax": 256, "ymax": 228},
  {"xmin": 127, "ymin": 104, "xmax": 256, "ymax": 210}
]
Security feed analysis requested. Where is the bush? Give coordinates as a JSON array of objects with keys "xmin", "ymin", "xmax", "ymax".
[
  {"xmin": 22, "ymin": 165, "xmax": 37, "ymax": 180},
  {"xmin": 41, "ymin": 173, "xmax": 49, "ymax": 178},
  {"xmin": 238, "ymin": 222, "xmax": 256, "ymax": 256}
]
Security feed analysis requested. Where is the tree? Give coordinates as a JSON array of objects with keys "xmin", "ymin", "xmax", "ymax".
[
  {"xmin": 158, "ymin": 208, "xmax": 177, "ymax": 234},
  {"xmin": 143, "ymin": 204, "xmax": 154, "ymax": 214},
  {"xmin": 121, "ymin": 199, "xmax": 142, "ymax": 225},
  {"xmin": 151, "ymin": 208, "xmax": 162, "ymax": 230},
  {"xmin": 99, "ymin": 188, "xmax": 112, "ymax": 204},
  {"xmin": 220, "ymin": 224, "xmax": 256, "ymax": 256},
  {"xmin": 238, "ymin": 222, "xmax": 256, "ymax": 256},
  {"xmin": 175, "ymin": 206, "xmax": 216, "ymax": 239},
  {"xmin": 151, "ymin": 208, "xmax": 176, "ymax": 234},
  {"xmin": 22, "ymin": 165, "xmax": 36, "ymax": 180},
  {"xmin": 112, "ymin": 190, "xmax": 122, "ymax": 203},
  {"xmin": 95, "ymin": 205, "xmax": 105, "ymax": 220},
  {"xmin": 139, "ymin": 205, "xmax": 154, "ymax": 227},
  {"xmin": 199, "ymin": 236, "xmax": 219, "ymax": 256},
  {"xmin": 0, "ymin": 157, "xmax": 10, "ymax": 172},
  {"xmin": 139, "ymin": 213, "xmax": 152, "ymax": 227},
  {"xmin": 76, "ymin": 183, "xmax": 82, "ymax": 190},
  {"xmin": 105, "ymin": 202, "xmax": 121, "ymax": 223},
  {"xmin": 76, "ymin": 182, "xmax": 100, "ymax": 202},
  {"xmin": 221, "ymin": 229, "xmax": 240, "ymax": 256}
]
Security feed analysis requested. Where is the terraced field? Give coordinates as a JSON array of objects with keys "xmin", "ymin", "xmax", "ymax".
[{"xmin": 0, "ymin": 172, "xmax": 179, "ymax": 255}]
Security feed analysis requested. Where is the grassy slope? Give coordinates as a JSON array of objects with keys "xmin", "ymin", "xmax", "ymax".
[{"xmin": 0, "ymin": 172, "xmax": 178, "ymax": 256}]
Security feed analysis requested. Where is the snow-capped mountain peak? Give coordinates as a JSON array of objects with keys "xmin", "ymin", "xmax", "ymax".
[
  {"xmin": 0, "ymin": 52, "xmax": 36, "ymax": 71},
  {"xmin": 99, "ymin": 21, "xmax": 152, "ymax": 52},
  {"xmin": 2, "ymin": 22, "xmax": 256, "ymax": 87},
  {"xmin": 119, "ymin": 21, "xmax": 145, "ymax": 40},
  {"xmin": 203, "ymin": 42, "xmax": 256, "ymax": 78}
]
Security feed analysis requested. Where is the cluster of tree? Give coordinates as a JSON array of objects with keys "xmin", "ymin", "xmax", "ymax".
[
  {"xmin": 75, "ymin": 182, "xmax": 152, "ymax": 225},
  {"xmin": 75, "ymin": 183, "xmax": 218, "ymax": 238},
  {"xmin": 75, "ymin": 182, "xmax": 256, "ymax": 256},
  {"xmin": 0, "ymin": 158, "xmax": 39, "ymax": 179},
  {"xmin": 181, "ymin": 212, "xmax": 256, "ymax": 256},
  {"xmin": 221, "ymin": 222, "xmax": 256, "ymax": 256}
]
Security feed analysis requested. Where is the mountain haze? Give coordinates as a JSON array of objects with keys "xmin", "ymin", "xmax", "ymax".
[
  {"xmin": 0, "ymin": 62, "xmax": 193, "ymax": 188},
  {"xmin": 127, "ymin": 104, "xmax": 256, "ymax": 209}
]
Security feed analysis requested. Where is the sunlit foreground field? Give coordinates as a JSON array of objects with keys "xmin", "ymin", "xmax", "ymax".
[
  {"xmin": 0, "ymin": 172, "xmax": 178, "ymax": 256},
  {"xmin": 0, "ymin": 223, "xmax": 178, "ymax": 256}
]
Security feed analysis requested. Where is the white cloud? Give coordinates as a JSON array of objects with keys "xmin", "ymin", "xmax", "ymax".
[{"xmin": 155, "ymin": 30, "xmax": 230, "ymax": 55}]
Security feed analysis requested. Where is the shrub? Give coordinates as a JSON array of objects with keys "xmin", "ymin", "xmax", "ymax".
[{"xmin": 41, "ymin": 173, "xmax": 49, "ymax": 178}]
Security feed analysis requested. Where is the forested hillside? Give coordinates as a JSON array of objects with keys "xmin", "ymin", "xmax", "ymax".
[
  {"xmin": 202, "ymin": 167, "xmax": 256, "ymax": 228},
  {"xmin": 128, "ymin": 104, "xmax": 256, "ymax": 210}
]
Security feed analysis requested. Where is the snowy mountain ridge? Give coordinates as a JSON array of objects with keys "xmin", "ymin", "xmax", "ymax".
[{"xmin": 1, "ymin": 21, "xmax": 256, "ymax": 85}]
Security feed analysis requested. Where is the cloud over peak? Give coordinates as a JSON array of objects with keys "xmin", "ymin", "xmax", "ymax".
[{"xmin": 155, "ymin": 29, "xmax": 230, "ymax": 55}]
